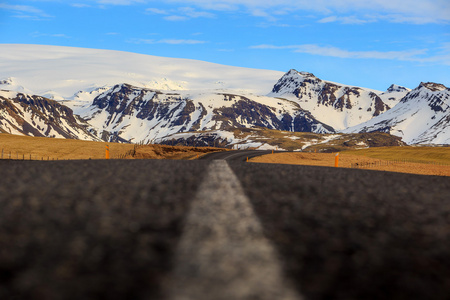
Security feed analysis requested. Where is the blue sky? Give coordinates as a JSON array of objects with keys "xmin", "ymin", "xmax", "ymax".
[{"xmin": 0, "ymin": 0, "xmax": 449, "ymax": 91}]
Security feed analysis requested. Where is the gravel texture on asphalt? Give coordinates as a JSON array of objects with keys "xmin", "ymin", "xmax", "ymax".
[
  {"xmin": 230, "ymin": 162, "xmax": 450, "ymax": 300},
  {"xmin": 167, "ymin": 160, "xmax": 300, "ymax": 300},
  {"xmin": 1, "ymin": 159, "xmax": 449, "ymax": 300},
  {"xmin": 0, "ymin": 160, "xmax": 209, "ymax": 300}
]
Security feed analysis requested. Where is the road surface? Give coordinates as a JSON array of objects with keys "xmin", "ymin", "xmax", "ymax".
[
  {"xmin": 200, "ymin": 149, "xmax": 283, "ymax": 161},
  {"xmin": 0, "ymin": 159, "xmax": 449, "ymax": 300}
]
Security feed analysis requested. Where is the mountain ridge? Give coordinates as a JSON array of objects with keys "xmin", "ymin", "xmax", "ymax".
[
  {"xmin": 343, "ymin": 82, "xmax": 450, "ymax": 144},
  {"xmin": 0, "ymin": 44, "xmax": 448, "ymax": 146},
  {"xmin": 268, "ymin": 69, "xmax": 407, "ymax": 130},
  {"xmin": 73, "ymin": 83, "xmax": 334, "ymax": 144},
  {"xmin": 0, "ymin": 90, "xmax": 98, "ymax": 140}
]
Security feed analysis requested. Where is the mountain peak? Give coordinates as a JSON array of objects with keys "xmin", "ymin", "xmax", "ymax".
[
  {"xmin": 0, "ymin": 77, "xmax": 14, "ymax": 85},
  {"xmin": 418, "ymin": 82, "xmax": 448, "ymax": 92},
  {"xmin": 285, "ymin": 69, "xmax": 316, "ymax": 79},
  {"xmin": 386, "ymin": 84, "xmax": 410, "ymax": 93},
  {"xmin": 0, "ymin": 77, "xmax": 31, "ymax": 94},
  {"xmin": 270, "ymin": 69, "xmax": 320, "ymax": 94}
]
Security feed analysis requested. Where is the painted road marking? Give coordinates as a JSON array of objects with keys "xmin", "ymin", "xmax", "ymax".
[{"xmin": 166, "ymin": 160, "xmax": 302, "ymax": 300}]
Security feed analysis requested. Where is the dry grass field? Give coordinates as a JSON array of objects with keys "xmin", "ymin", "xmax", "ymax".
[
  {"xmin": 343, "ymin": 146, "xmax": 450, "ymax": 165},
  {"xmin": 1, "ymin": 133, "xmax": 449, "ymax": 177},
  {"xmin": 0, "ymin": 134, "xmax": 225, "ymax": 160},
  {"xmin": 251, "ymin": 147, "xmax": 450, "ymax": 177}
]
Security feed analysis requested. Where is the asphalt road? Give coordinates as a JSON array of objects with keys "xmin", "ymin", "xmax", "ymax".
[
  {"xmin": 0, "ymin": 159, "xmax": 449, "ymax": 300},
  {"xmin": 200, "ymin": 149, "xmax": 283, "ymax": 161}
]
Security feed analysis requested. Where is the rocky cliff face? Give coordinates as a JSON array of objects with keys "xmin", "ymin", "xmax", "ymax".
[
  {"xmin": 75, "ymin": 83, "xmax": 334, "ymax": 143},
  {"xmin": 343, "ymin": 82, "xmax": 450, "ymax": 144},
  {"xmin": 0, "ymin": 90, "xmax": 98, "ymax": 140},
  {"xmin": 268, "ymin": 69, "xmax": 407, "ymax": 130}
]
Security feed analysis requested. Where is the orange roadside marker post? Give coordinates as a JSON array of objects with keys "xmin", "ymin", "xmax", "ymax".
[
  {"xmin": 335, "ymin": 152, "xmax": 339, "ymax": 167},
  {"xmin": 106, "ymin": 144, "xmax": 110, "ymax": 159}
]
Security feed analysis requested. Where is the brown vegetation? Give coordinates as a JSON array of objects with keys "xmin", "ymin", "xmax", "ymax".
[
  {"xmin": 343, "ymin": 146, "xmax": 450, "ymax": 165},
  {"xmin": 2, "ymin": 133, "xmax": 448, "ymax": 177},
  {"xmin": 251, "ymin": 149, "xmax": 450, "ymax": 177},
  {"xmin": 126, "ymin": 144, "xmax": 226, "ymax": 160},
  {"xmin": 0, "ymin": 133, "xmax": 225, "ymax": 160}
]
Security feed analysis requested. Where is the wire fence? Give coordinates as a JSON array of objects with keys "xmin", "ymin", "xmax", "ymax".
[
  {"xmin": 1, "ymin": 141, "xmax": 155, "ymax": 161},
  {"xmin": 351, "ymin": 159, "xmax": 449, "ymax": 169},
  {"xmin": 0, "ymin": 137, "xmax": 231, "ymax": 161},
  {"xmin": 1, "ymin": 149, "xmax": 60, "ymax": 161},
  {"xmin": 116, "ymin": 143, "xmax": 142, "ymax": 159}
]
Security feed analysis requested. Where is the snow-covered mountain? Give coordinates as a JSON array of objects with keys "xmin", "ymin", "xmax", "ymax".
[
  {"xmin": 0, "ymin": 90, "xmax": 98, "ymax": 140},
  {"xmin": 268, "ymin": 69, "xmax": 408, "ymax": 131},
  {"xmin": 0, "ymin": 44, "xmax": 283, "ymax": 99},
  {"xmin": 379, "ymin": 84, "xmax": 411, "ymax": 108},
  {"xmin": 155, "ymin": 129, "xmax": 406, "ymax": 151},
  {"xmin": 1, "ymin": 44, "xmax": 448, "ymax": 146},
  {"xmin": 343, "ymin": 82, "xmax": 450, "ymax": 144},
  {"xmin": 385, "ymin": 84, "xmax": 411, "ymax": 93},
  {"xmin": 70, "ymin": 83, "xmax": 333, "ymax": 143}
]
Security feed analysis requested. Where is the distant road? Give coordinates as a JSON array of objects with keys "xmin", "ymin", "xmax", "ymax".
[
  {"xmin": 0, "ymin": 159, "xmax": 449, "ymax": 300},
  {"xmin": 200, "ymin": 149, "xmax": 283, "ymax": 161}
]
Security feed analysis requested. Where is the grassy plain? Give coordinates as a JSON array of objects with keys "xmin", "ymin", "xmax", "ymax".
[
  {"xmin": 251, "ymin": 147, "xmax": 450, "ymax": 177},
  {"xmin": 1, "ymin": 133, "xmax": 449, "ymax": 176},
  {"xmin": 0, "ymin": 134, "xmax": 224, "ymax": 160},
  {"xmin": 342, "ymin": 146, "xmax": 450, "ymax": 165}
]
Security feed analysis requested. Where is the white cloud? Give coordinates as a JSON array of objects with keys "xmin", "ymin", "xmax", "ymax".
[
  {"xmin": 317, "ymin": 16, "xmax": 337, "ymax": 23},
  {"xmin": 128, "ymin": 38, "xmax": 155, "ymax": 44},
  {"xmin": 178, "ymin": 6, "xmax": 214, "ymax": 18},
  {"xmin": 159, "ymin": 39, "xmax": 206, "ymax": 44},
  {"xmin": 293, "ymin": 44, "xmax": 427, "ymax": 60},
  {"xmin": 49, "ymin": 0, "xmax": 448, "ymax": 23},
  {"xmin": 146, "ymin": 6, "xmax": 214, "ymax": 21},
  {"xmin": 251, "ymin": 43, "xmax": 450, "ymax": 65},
  {"xmin": 250, "ymin": 9, "xmax": 276, "ymax": 21},
  {"xmin": 31, "ymin": 32, "xmax": 71, "ymax": 39},
  {"xmin": 141, "ymin": 0, "xmax": 450, "ymax": 24},
  {"xmin": 146, "ymin": 8, "xmax": 168, "ymax": 14},
  {"xmin": 97, "ymin": 0, "xmax": 145, "ymax": 5},
  {"xmin": 0, "ymin": 3, "xmax": 52, "ymax": 19},
  {"xmin": 318, "ymin": 15, "xmax": 376, "ymax": 24},
  {"xmin": 128, "ymin": 38, "xmax": 206, "ymax": 44},
  {"xmin": 164, "ymin": 15, "xmax": 189, "ymax": 21},
  {"xmin": 71, "ymin": 3, "xmax": 92, "ymax": 8}
]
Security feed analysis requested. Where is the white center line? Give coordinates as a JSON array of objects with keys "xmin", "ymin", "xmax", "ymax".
[{"xmin": 166, "ymin": 160, "xmax": 302, "ymax": 300}]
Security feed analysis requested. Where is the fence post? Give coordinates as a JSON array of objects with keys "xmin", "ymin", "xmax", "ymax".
[{"xmin": 334, "ymin": 153, "xmax": 339, "ymax": 167}]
